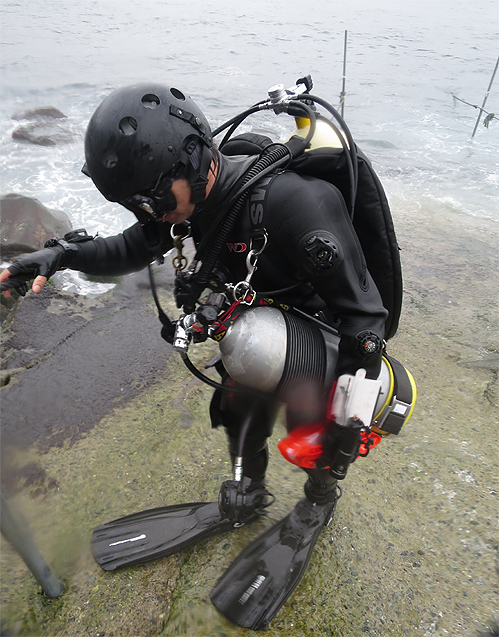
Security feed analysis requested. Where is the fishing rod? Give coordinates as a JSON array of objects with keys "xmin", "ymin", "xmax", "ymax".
[
  {"xmin": 339, "ymin": 30, "xmax": 348, "ymax": 118},
  {"xmin": 453, "ymin": 55, "xmax": 499, "ymax": 138},
  {"xmin": 471, "ymin": 55, "xmax": 499, "ymax": 138}
]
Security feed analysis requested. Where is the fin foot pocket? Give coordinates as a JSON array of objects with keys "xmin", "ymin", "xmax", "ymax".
[{"xmin": 210, "ymin": 495, "xmax": 338, "ymax": 630}]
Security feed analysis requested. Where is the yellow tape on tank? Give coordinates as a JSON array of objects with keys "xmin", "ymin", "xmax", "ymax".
[{"xmin": 371, "ymin": 356, "xmax": 417, "ymax": 437}]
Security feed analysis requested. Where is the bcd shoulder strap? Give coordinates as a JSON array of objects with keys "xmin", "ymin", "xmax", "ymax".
[
  {"xmin": 248, "ymin": 173, "xmax": 275, "ymax": 239},
  {"xmin": 221, "ymin": 132, "xmax": 276, "ymax": 243}
]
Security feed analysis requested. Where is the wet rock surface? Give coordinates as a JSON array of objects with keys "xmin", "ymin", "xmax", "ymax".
[
  {"xmin": 12, "ymin": 107, "xmax": 67, "ymax": 121},
  {"xmin": 10, "ymin": 106, "xmax": 76, "ymax": 146},
  {"xmin": 0, "ymin": 266, "xmax": 175, "ymax": 490},
  {"xmin": 0, "ymin": 204, "xmax": 498, "ymax": 636},
  {"xmin": 1, "ymin": 194, "xmax": 72, "ymax": 258},
  {"xmin": 12, "ymin": 121, "xmax": 77, "ymax": 146}
]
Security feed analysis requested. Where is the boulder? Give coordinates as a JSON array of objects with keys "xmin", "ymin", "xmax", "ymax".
[
  {"xmin": 0, "ymin": 194, "xmax": 72, "ymax": 259},
  {"xmin": 11, "ymin": 106, "xmax": 67, "ymax": 120},
  {"xmin": 10, "ymin": 106, "xmax": 74, "ymax": 146},
  {"xmin": 12, "ymin": 121, "xmax": 75, "ymax": 146}
]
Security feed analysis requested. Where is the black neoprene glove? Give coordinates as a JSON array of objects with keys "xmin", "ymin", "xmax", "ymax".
[{"xmin": 3, "ymin": 241, "xmax": 77, "ymax": 296}]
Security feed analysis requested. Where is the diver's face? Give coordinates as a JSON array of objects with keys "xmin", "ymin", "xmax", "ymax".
[{"xmin": 160, "ymin": 179, "xmax": 195, "ymax": 225}]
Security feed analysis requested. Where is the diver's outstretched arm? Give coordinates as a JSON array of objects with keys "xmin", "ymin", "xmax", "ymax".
[{"xmin": 0, "ymin": 221, "xmax": 173, "ymax": 297}]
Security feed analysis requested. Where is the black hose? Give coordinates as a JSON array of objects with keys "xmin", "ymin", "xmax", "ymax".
[
  {"xmin": 212, "ymin": 102, "xmax": 267, "ymax": 139},
  {"xmin": 218, "ymin": 112, "xmax": 260, "ymax": 150},
  {"xmin": 236, "ymin": 408, "xmax": 255, "ymax": 458},
  {"xmin": 214, "ymin": 98, "xmax": 317, "ymax": 155},
  {"xmin": 192, "ymin": 99, "xmax": 317, "ymax": 293},
  {"xmin": 296, "ymin": 93, "xmax": 359, "ymax": 215},
  {"xmin": 300, "ymin": 93, "xmax": 358, "ymax": 174},
  {"xmin": 147, "ymin": 264, "xmax": 175, "ymax": 341},
  {"xmin": 284, "ymin": 99, "xmax": 317, "ymax": 150},
  {"xmin": 183, "ymin": 355, "xmax": 228, "ymax": 390},
  {"xmin": 182, "ymin": 354, "xmax": 266, "ymax": 397},
  {"xmin": 193, "ymin": 142, "xmax": 292, "ymax": 289}
]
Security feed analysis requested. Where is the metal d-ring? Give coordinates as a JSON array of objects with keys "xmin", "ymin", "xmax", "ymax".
[{"xmin": 249, "ymin": 230, "xmax": 268, "ymax": 257}]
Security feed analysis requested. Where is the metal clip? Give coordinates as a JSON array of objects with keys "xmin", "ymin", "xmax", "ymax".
[
  {"xmin": 232, "ymin": 251, "xmax": 258, "ymax": 303},
  {"xmin": 170, "ymin": 224, "xmax": 191, "ymax": 273},
  {"xmin": 231, "ymin": 231, "xmax": 268, "ymax": 304}
]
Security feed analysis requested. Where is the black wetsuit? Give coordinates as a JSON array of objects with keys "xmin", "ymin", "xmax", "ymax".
[{"xmin": 68, "ymin": 153, "xmax": 388, "ymax": 483}]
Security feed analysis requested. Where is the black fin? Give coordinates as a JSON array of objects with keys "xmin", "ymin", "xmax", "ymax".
[
  {"xmin": 91, "ymin": 501, "xmax": 233, "ymax": 571},
  {"xmin": 210, "ymin": 496, "xmax": 337, "ymax": 630}
]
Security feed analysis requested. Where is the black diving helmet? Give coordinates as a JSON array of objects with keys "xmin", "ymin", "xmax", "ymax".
[{"xmin": 82, "ymin": 83, "xmax": 213, "ymax": 221}]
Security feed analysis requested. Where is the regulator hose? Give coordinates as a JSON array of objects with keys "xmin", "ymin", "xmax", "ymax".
[
  {"xmin": 217, "ymin": 90, "xmax": 359, "ymax": 218},
  {"xmin": 147, "ymin": 264, "xmax": 175, "ymax": 342},
  {"xmin": 182, "ymin": 354, "xmax": 267, "ymax": 397},
  {"xmin": 191, "ymin": 143, "xmax": 290, "ymax": 293},
  {"xmin": 212, "ymin": 102, "xmax": 267, "ymax": 141},
  {"xmin": 192, "ymin": 100, "xmax": 317, "ymax": 296},
  {"xmin": 295, "ymin": 93, "xmax": 359, "ymax": 215}
]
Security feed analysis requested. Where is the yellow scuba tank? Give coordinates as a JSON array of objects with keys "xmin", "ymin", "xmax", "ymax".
[
  {"xmin": 289, "ymin": 116, "xmax": 347, "ymax": 150},
  {"xmin": 276, "ymin": 360, "xmax": 417, "ymax": 475}
]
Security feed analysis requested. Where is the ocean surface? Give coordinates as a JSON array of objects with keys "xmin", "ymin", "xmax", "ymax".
[{"xmin": 1, "ymin": 0, "xmax": 498, "ymax": 278}]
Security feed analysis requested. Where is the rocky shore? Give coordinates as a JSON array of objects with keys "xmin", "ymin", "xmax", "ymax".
[{"xmin": 1, "ymin": 198, "xmax": 497, "ymax": 636}]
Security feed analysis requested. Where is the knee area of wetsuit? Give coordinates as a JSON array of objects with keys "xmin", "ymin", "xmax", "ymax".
[
  {"xmin": 227, "ymin": 432, "xmax": 269, "ymax": 457},
  {"xmin": 210, "ymin": 388, "xmax": 277, "ymax": 435}
]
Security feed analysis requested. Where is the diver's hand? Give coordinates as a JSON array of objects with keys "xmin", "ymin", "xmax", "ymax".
[
  {"xmin": 0, "ymin": 245, "xmax": 66, "ymax": 297},
  {"xmin": 0, "ymin": 269, "xmax": 35, "ymax": 297}
]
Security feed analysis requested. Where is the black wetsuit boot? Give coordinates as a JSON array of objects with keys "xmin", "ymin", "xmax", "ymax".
[
  {"xmin": 303, "ymin": 467, "xmax": 339, "ymax": 504},
  {"xmin": 217, "ymin": 434, "xmax": 273, "ymax": 525}
]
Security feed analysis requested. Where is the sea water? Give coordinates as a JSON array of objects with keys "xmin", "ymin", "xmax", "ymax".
[{"xmin": 1, "ymin": 0, "xmax": 497, "ymax": 257}]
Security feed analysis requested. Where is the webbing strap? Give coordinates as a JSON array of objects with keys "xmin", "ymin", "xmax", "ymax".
[
  {"xmin": 379, "ymin": 355, "xmax": 413, "ymax": 435},
  {"xmin": 248, "ymin": 173, "xmax": 276, "ymax": 239},
  {"xmin": 385, "ymin": 355, "xmax": 412, "ymax": 403}
]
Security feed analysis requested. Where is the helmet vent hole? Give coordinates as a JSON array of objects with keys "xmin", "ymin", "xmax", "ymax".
[
  {"xmin": 103, "ymin": 151, "xmax": 118, "ymax": 169},
  {"xmin": 118, "ymin": 116, "xmax": 138, "ymax": 136},
  {"xmin": 141, "ymin": 94, "xmax": 160, "ymax": 109},
  {"xmin": 170, "ymin": 87, "xmax": 185, "ymax": 101}
]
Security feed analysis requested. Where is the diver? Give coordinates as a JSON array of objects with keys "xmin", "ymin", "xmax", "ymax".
[{"xmin": 0, "ymin": 80, "xmax": 415, "ymax": 630}]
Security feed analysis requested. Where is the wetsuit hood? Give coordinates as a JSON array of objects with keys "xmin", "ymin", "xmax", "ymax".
[{"xmin": 195, "ymin": 150, "xmax": 257, "ymax": 218}]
